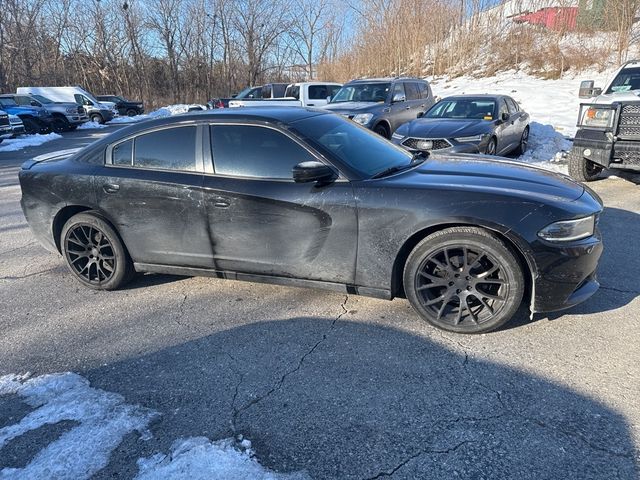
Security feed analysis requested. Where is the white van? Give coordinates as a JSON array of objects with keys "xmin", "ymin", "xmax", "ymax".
[{"xmin": 16, "ymin": 86, "xmax": 117, "ymax": 124}]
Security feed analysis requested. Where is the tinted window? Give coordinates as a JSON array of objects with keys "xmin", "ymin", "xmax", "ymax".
[
  {"xmin": 418, "ymin": 82, "xmax": 430, "ymax": 99},
  {"xmin": 134, "ymin": 126, "xmax": 197, "ymax": 171},
  {"xmin": 112, "ymin": 139, "xmax": 133, "ymax": 166},
  {"xmin": 331, "ymin": 83, "xmax": 391, "ymax": 103},
  {"xmin": 0, "ymin": 98, "xmax": 18, "ymax": 106},
  {"xmin": 15, "ymin": 96, "xmax": 30, "ymax": 106},
  {"xmin": 308, "ymin": 85, "xmax": 330, "ymax": 100},
  {"xmin": 606, "ymin": 67, "xmax": 640, "ymax": 93},
  {"xmin": 211, "ymin": 125, "xmax": 314, "ymax": 179},
  {"xmin": 498, "ymin": 99, "xmax": 509, "ymax": 117},
  {"xmin": 285, "ymin": 85, "xmax": 300, "ymax": 99},
  {"xmin": 392, "ymin": 83, "xmax": 405, "ymax": 100},
  {"xmin": 292, "ymin": 114, "xmax": 412, "ymax": 178},
  {"xmin": 328, "ymin": 85, "xmax": 341, "ymax": 98},
  {"xmin": 505, "ymin": 97, "xmax": 519, "ymax": 113},
  {"xmin": 405, "ymin": 83, "xmax": 420, "ymax": 100}
]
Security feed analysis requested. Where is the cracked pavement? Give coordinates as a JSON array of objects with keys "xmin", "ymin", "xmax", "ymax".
[{"xmin": 0, "ymin": 130, "xmax": 639, "ymax": 479}]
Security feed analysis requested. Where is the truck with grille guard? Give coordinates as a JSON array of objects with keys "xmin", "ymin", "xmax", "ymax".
[{"xmin": 569, "ymin": 60, "xmax": 640, "ymax": 181}]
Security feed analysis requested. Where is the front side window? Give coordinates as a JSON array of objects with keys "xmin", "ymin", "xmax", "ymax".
[
  {"xmin": 498, "ymin": 99, "xmax": 509, "ymax": 118},
  {"xmin": 0, "ymin": 98, "xmax": 18, "ymax": 106},
  {"xmin": 308, "ymin": 85, "xmax": 330, "ymax": 100},
  {"xmin": 133, "ymin": 126, "xmax": 197, "ymax": 171},
  {"xmin": 505, "ymin": 98, "xmax": 519, "ymax": 114},
  {"xmin": 210, "ymin": 125, "xmax": 315, "ymax": 179},
  {"xmin": 606, "ymin": 67, "xmax": 640, "ymax": 93},
  {"xmin": 392, "ymin": 83, "xmax": 406, "ymax": 100}
]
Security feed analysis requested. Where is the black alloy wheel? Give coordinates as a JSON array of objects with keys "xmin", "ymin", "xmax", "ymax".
[
  {"xmin": 374, "ymin": 124, "xmax": 390, "ymax": 139},
  {"xmin": 485, "ymin": 137, "xmax": 497, "ymax": 155},
  {"xmin": 62, "ymin": 212, "xmax": 133, "ymax": 290},
  {"xmin": 404, "ymin": 227, "xmax": 524, "ymax": 333}
]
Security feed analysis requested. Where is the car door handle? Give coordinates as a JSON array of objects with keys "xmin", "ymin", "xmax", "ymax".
[
  {"xmin": 213, "ymin": 197, "xmax": 230, "ymax": 208},
  {"xmin": 308, "ymin": 103, "xmax": 315, "ymax": 107},
  {"xmin": 103, "ymin": 183, "xmax": 120, "ymax": 194}
]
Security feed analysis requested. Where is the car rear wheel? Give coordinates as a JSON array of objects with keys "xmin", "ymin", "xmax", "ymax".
[
  {"xmin": 61, "ymin": 212, "xmax": 134, "ymax": 290},
  {"xmin": 485, "ymin": 137, "xmax": 497, "ymax": 155},
  {"xmin": 374, "ymin": 123, "xmax": 390, "ymax": 139},
  {"xmin": 514, "ymin": 127, "xmax": 529, "ymax": 155},
  {"xmin": 126, "ymin": 108, "xmax": 137, "ymax": 117},
  {"xmin": 568, "ymin": 150, "xmax": 603, "ymax": 182},
  {"xmin": 404, "ymin": 227, "xmax": 524, "ymax": 334}
]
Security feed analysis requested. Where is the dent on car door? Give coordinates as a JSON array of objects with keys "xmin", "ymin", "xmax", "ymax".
[
  {"xmin": 202, "ymin": 124, "xmax": 358, "ymax": 284},
  {"xmin": 95, "ymin": 125, "xmax": 211, "ymax": 268}
]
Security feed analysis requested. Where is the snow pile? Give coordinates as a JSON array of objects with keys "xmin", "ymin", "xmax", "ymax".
[
  {"xmin": 0, "ymin": 132, "xmax": 62, "ymax": 152},
  {"xmin": 136, "ymin": 437, "xmax": 309, "ymax": 480},
  {"xmin": 77, "ymin": 121, "xmax": 108, "ymax": 130},
  {"xmin": 0, "ymin": 372, "xmax": 158, "ymax": 479},
  {"xmin": 109, "ymin": 104, "xmax": 206, "ymax": 124},
  {"xmin": 0, "ymin": 372, "xmax": 306, "ymax": 480},
  {"xmin": 430, "ymin": 69, "xmax": 613, "ymax": 173}
]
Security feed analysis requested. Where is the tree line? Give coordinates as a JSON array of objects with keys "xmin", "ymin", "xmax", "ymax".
[{"xmin": 0, "ymin": 0, "xmax": 637, "ymax": 108}]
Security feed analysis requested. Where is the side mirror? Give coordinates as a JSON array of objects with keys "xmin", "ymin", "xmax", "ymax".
[
  {"xmin": 30, "ymin": 100, "xmax": 40, "ymax": 107},
  {"xmin": 579, "ymin": 80, "xmax": 602, "ymax": 99},
  {"xmin": 293, "ymin": 161, "xmax": 337, "ymax": 185},
  {"xmin": 392, "ymin": 93, "xmax": 406, "ymax": 103},
  {"xmin": 417, "ymin": 111, "xmax": 424, "ymax": 118},
  {"xmin": 501, "ymin": 112, "xmax": 510, "ymax": 121},
  {"xmin": 326, "ymin": 95, "xmax": 332, "ymax": 103}
]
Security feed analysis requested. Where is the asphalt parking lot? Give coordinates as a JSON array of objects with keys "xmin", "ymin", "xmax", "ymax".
[{"xmin": 0, "ymin": 127, "xmax": 639, "ymax": 479}]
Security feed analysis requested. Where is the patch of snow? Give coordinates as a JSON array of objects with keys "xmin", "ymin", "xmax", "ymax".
[
  {"xmin": 77, "ymin": 121, "xmax": 108, "ymax": 130},
  {"xmin": 135, "ymin": 437, "xmax": 309, "ymax": 480},
  {"xmin": 0, "ymin": 133, "xmax": 62, "ymax": 152},
  {"xmin": 0, "ymin": 372, "xmax": 158, "ymax": 480},
  {"xmin": 109, "ymin": 104, "xmax": 207, "ymax": 124}
]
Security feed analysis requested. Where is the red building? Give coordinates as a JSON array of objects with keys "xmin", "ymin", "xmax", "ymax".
[{"xmin": 514, "ymin": 7, "xmax": 579, "ymax": 31}]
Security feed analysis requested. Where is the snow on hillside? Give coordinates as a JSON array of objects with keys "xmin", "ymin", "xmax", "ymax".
[{"xmin": 430, "ymin": 70, "xmax": 613, "ymax": 174}]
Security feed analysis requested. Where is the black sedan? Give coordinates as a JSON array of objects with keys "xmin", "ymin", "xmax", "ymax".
[
  {"xmin": 19, "ymin": 108, "xmax": 602, "ymax": 334},
  {"xmin": 392, "ymin": 95, "xmax": 530, "ymax": 156}
]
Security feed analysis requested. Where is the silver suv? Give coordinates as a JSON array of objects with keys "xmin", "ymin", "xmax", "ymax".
[{"xmin": 323, "ymin": 77, "xmax": 434, "ymax": 138}]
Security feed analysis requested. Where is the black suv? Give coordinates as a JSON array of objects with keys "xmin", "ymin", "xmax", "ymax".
[
  {"xmin": 96, "ymin": 95, "xmax": 144, "ymax": 116},
  {"xmin": 323, "ymin": 77, "xmax": 434, "ymax": 138}
]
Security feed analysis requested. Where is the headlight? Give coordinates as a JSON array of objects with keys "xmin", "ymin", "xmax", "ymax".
[
  {"xmin": 65, "ymin": 107, "xmax": 77, "ymax": 114},
  {"xmin": 578, "ymin": 105, "xmax": 615, "ymax": 129},
  {"xmin": 352, "ymin": 113, "xmax": 373, "ymax": 125},
  {"xmin": 454, "ymin": 134, "xmax": 486, "ymax": 143},
  {"xmin": 538, "ymin": 215, "xmax": 595, "ymax": 242},
  {"xmin": 391, "ymin": 132, "xmax": 405, "ymax": 140}
]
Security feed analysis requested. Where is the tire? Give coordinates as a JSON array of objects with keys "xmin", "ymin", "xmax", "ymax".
[
  {"xmin": 51, "ymin": 116, "xmax": 70, "ymax": 133},
  {"xmin": 21, "ymin": 117, "xmax": 41, "ymax": 134},
  {"xmin": 485, "ymin": 137, "xmax": 497, "ymax": 155},
  {"xmin": 125, "ymin": 108, "xmax": 138, "ymax": 117},
  {"xmin": 568, "ymin": 150, "xmax": 603, "ymax": 182},
  {"xmin": 90, "ymin": 113, "xmax": 105, "ymax": 124},
  {"xmin": 513, "ymin": 126, "xmax": 529, "ymax": 156},
  {"xmin": 61, "ymin": 212, "xmax": 134, "ymax": 290},
  {"xmin": 374, "ymin": 123, "xmax": 390, "ymax": 139},
  {"xmin": 403, "ymin": 226, "xmax": 525, "ymax": 334}
]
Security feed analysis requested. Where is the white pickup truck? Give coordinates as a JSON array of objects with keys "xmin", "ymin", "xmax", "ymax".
[{"xmin": 228, "ymin": 82, "xmax": 342, "ymax": 108}]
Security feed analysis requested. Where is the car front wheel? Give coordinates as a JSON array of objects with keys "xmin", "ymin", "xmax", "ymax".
[
  {"xmin": 404, "ymin": 227, "xmax": 524, "ymax": 334},
  {"xmin": 61, "ymin": 212, "xmax": 134, "ymax": 290},
  {"xmin": 568, "ymin": 150, "xmax": 603, "ymax": 182},
  {"xmin": 485, "ymin": 137, "xmax": 497, "ymax": 155}
]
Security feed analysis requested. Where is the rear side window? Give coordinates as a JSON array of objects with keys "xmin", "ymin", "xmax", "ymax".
[
  {"xmin": 308, "ymin": 85, "xmax": 330, "ymax": 100},
  {"xmin": 285, "ymin": 85, "xmax": 300, "ymax": 99},
  {"xmin": 133, "ymin": 126, "xmax": 197, "ymax": 171},
  {"xmin": 417, "ymin": 82, "xmax": 430, "ymax": 99},
  {"xmin": 112, "ymin": 139, "xmax": 133, "ymax": 166},
  {"xmin": 210, "ymin": 125, "xmax": 315, "ymax": 179},
  {"xmin": 405, "ymin": 83, "xmax": 420, "ymax": 100}
]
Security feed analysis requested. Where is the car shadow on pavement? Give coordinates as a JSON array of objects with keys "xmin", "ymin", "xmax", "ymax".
[{"xmin": 69, "ymin": 317, "xmax": 638, "ymax": 480}]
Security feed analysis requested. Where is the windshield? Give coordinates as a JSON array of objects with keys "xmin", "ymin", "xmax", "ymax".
[
  {"xmin": 606, "ymin": 67, "xmax": 640, "ymax": 93},
  {"xmin": 425, "ymin": 98, "xmax": 496, "ymax": 120},
  {"xmin": 0, "ymin": 98, "xmax": 18, "ymax": 106},
  {"xmin": 330, "ymin": 83, "xmax": 391, "ymax": 103},
  {"xmin": 236, "ymin": 87, "xmax": 261, "ymax": 99},
  {"xmin": 292, "ymin": 113, "xmax": 413, "ymax": 178},
  {"xmin": 31, "ymin": 94, "xmax": 53, "ymax": 104}
]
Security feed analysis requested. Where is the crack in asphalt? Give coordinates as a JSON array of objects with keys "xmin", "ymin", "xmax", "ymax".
[
  {"xmin": 362, "ymin": 440, "xmax": 474, "ymax": 479},
  {"xmin": 229, "ymin": 295, "xmax": 349, "ymax": 433},
  {"xmin": 172, "ymin": 292, "xmax": 189, "ymax": 328},
  {"xmin": 0, "ymin": 241, "xmax": 37, "ymax": 256},
  {"xmin": 0, "ymin": 266, "xmax": 58, "ymax": 281}
]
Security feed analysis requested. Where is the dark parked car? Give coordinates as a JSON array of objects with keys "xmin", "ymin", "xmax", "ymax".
[
  {"xmin": 0, "ymin": 110, "xmax": 12, "ymax": 143},
  {"xmin": 392, "ymin": 95, "xmax": 530, "ymax": 156},
  {"xmin": 97, "ymin": 95, "xmax": 144, "ymax": 116},
  {"xmin": 19, "ymin": 108, "xmax": 603, "ymax": 334},
  {"xmin": 0, "ymin": 95, "xmax": 54, "ymax": 134},
  {"xmin": 323, "ymin": 77, "xmax": 435, "ymax": 138}
]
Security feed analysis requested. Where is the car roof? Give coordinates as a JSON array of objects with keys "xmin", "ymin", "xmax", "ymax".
[
  {"xmin": 440, "ymin": 94, "xmax": 507, "ymax": 101},
  {"xmin": 346, "ymin": 77, "xmax": 425, "ymax": 84}
]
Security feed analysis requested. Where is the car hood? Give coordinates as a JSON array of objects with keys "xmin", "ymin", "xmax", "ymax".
[
  {"xmin": 323, "ymin": 101, "xmax": 381, "ymax": 113},
  {"xmin": 593, "ymin": 90, "xmax": 640, "ymax": 104},
  {"xmin": 1, "ymin": 106, "xmax": 39, "ymax": 115},
  {"xmin": 384, "ymin": 154, "xmax": 585, "ymax": 203},
  {"xmin": 403, "ymin": 118, "xmax": 491, "ymax": 138}
]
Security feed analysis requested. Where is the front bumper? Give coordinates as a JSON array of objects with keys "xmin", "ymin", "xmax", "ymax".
[
  {"xmin": 573, "ymin": 127, "xmax": 640, "ymax": 171},
  {"xmin": 393, "ymin": 136, "xmax": 481, "ymax": 154},
  {"xmin": 66, "ymin": 113, "xmax": 89, "ymax": 125},
  {"xmin": 531, "ymin": 229, "xmax": 603, "ymax": 312}
]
